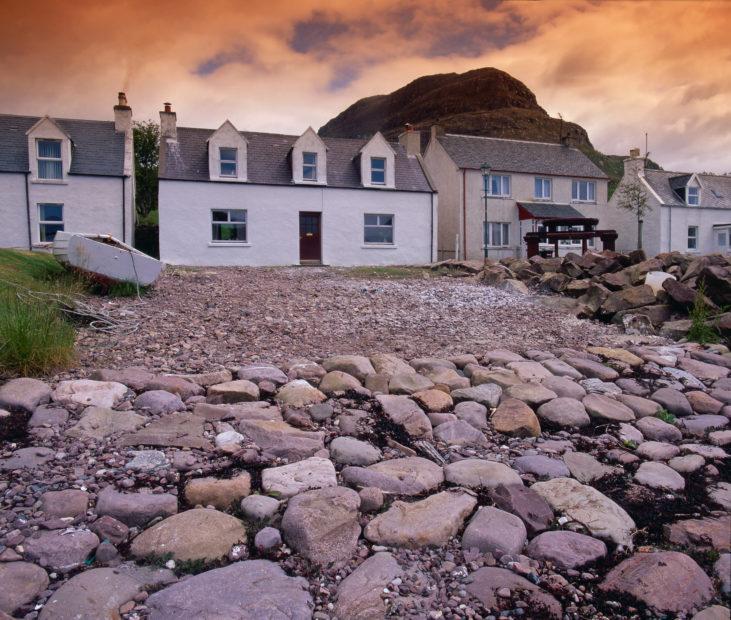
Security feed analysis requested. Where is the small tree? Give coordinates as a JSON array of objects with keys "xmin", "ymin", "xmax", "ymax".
[
  {"xmin": 616, "ymin": 179, "xmax": 650, "ymax": 250},
  {"xmin": 133, "ymin": 121, "xmax": 160, "ymax": 221}
]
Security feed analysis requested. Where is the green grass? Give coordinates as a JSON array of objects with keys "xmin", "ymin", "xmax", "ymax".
[
  {"xmin": 655, "ymin": 409, "xmax": 677, "ymax": 425},
  {"xmin": 342, "ymin": 266, "xmax": 428, "ymax": 280},
  {"xmin": 687, "ymin": 282, "xmax": 720, "ymax": 344},
  {"xmin": 0, "ymin": 250, "xmax": 82, "ymax": 376}
]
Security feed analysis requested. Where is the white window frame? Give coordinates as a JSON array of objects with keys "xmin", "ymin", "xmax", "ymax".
[
  {"xmin": 687, "ymin": 186, "xmax": 700, "ymax": 206},
  {"xmin": 534, "ymin": 177, "xmax": 552, "ymax": 200},
  {"xmin": 687, "ymin": 225, "xmax": 698, "ymax": 251},
  {"xmin": 370, "ymin": 157, "xmax": 386, "ymax": 185},
  {"xmin": 483, "ymin": 221, "xmax": 510, "ymax": 248},
  {"xmin": 485, "ymin": 174, "xmax": 511, "ymax": 197},
  {"xmin": 219, "ymin": 147, "xmax": 238, "ymax": 177},
  {"xmin": 211, "ymin": 208, "xmax": 247, "ymax": 243},
  {"xmin": 38, "ymin": 203, "xmax": 64, "ymax": 242},
  {"xmin": 364, "ymin": 213, "xmax": 394, "ymax": 245},
  {"xmin": 716, "ymin": 228, "xmax": 729, "ymax": 252},
  {"xmin": 37, "ymin": 138, "xmax": 63, "ymax": 180},
  {"xmin": 571, "ymin": 179, "xmax": 596, "ymax": 203},
  {"xmin": 302, "ymin": 152, "xmax": 318, "ymax": 181}
]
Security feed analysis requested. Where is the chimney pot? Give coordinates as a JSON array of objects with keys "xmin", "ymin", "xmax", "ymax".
[
  {"xmin": 164, "ymin": 102, "xmax": 172, "ymax": 113},
  {"xmin": 117, "ymin": 92, "xmax": 128, "ymax": 107},
  {"xmin": 629, "ymin": 147, "xmax": 641, "ymax": 158}
]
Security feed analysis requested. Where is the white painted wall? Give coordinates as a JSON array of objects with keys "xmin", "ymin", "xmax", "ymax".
[
  {"xmin": 207, "ymin": 121, "xmax": 248, "ymax": 182},
  {"xmin": 424, "ymin": 139, "xmax": 461, "ymax": 260},
  {"xmin": 359, "ymin": 133, "xmax": 396, "ymax": 189},
  {"xmin": 0, "ymin": 173, "xmax": 133, "ymax": 248},
  {"xmin": 660, "ymin": 205, "xmax": 731, "ymax": 256},
  {"xmin": 159, "ymin": 180, "xmax": 435, "ymax": 266},
  {"xmin": 0, "ymin": 173, "xmax": 31, "ymax": 248}
]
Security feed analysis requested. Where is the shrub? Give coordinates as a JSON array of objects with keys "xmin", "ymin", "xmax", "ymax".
[
  {"xmin": 687, "ymin": 282, "xmax": 720, "ymax": 344},
  {"xmin": 0, "ymin": 289, "xmax": 75, "ymax": 375},
  {"xmin": 655, "ymin": 409, "xmax": 677, "ymax": 425}
]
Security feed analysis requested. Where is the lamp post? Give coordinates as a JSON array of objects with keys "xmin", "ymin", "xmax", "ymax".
[{"xmin": 480, "ymin": 163, "xmax": 491, "ymax": 265}]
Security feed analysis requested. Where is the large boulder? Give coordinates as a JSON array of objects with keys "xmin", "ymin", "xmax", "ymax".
[
  {"xmin": 0, "ymin": 562, "xmax": 49, "ymax": 615},
  {"xmin": 134, "ymin": 390, "xmax": 185, "ymax": 415},
  {"xmin": 488, "ymin": 483, "xmax": 554, "ymax": 536},
  {"xmin": 444, "ymin": 459, "xmax": 521, "ymax": 490},
  {"xmin": 342, "ymin": 457, "xmax": 443, "ymax": 495},
  {"xmin": 119, "ymin": 413, "xmax": 210, "ymax": 449},
  {"xmin": 376, "ymin": 395, "xmax": 433, "ymax": 440},
  {"xmin": 451, "ymin": 383, "xmax": 502, "ymax": 408},
  {"xmin": 236, "ymin": 364, "xmax": 288, "ymax": 385},
  {"xmin": 146, "ymin": 560, "xmax": 313, "ymax": 620},
  {"xmin": 600, "ymin": 285, "xmax": 656, "ymax": 315},
  {"xmin": 526, "ymin": 530, "xmax": 607, "ymax": 569},
  {"xmin": 370, "ymin": 353, "xmax": 415, "ymax": 376},
  {"xmin": 319, "ymin": 371, "xmax": 363, "ymax": 395},
  {"xmin": 184, "ymin": 473, "xmax": 252, "ymax": 510},
  {"xmin": 466, "ymin": 567, "xmax": 562, "ymax": 619},
  {"xmin": 322, "ymin": 355, "xmax": 375, "ymax": 381},
  {"xmin": 275, "ymin": 380, "xmax": 326, "ymax": 407},
  {"xmin": 38, "ymin": 567, "xmax": 140, "ymax": 620},
  {"xmin": 238, "ymin": 419, "xmax": 324, "ymax": 461},
  {"xmin": 52, "ymin": 380, "xmax": 128, "ymax": 408},
  {"xmin": 206, "ymin": 380, "xmax": 260, "ymax": 404},
  {"xmin": 364, "ymin": 490, "xmax": 476, "ymax": 547},
  {"xmin": 537, "ymin": 397, "xmax": 591, "ymax": 428},
  {"xmin": 129, "ymin": 508, "xmax": 246, "ymax": 562},
  {"xmin": 334, "ymin": 552, "xmax": 403, "ymax": 620},
  {"xmin": 0, "ymin": 377, "xmax": 51, "ymax": 413},
  {"xmin": 462, "ymin": 506, "xmax": 527, "ymax": 556},
  {"xmin": 532, "ymin": 477, "xmax": 635, "ymax": 549},
  {"xmin": 261, "ymin": 457, "xmax": 337, "ymax": 498},
  {"xmin": 583, "ymin": 394, "xmax": 635, "ymax": 422},
  {"xmin": 66, "ymin": 407, "xmax": 145, "ymax": 441},
  {"xmin": 491, "ymin": 398, "xmax": 541, "ymax": 437},
  {"xmin": 23, "ymin": 529, "xmax": 99, "ymax": 571},
  {"xmin": 599, "ymin": 551, "xmax": 714, "ymax": 613},
  {"xmin": 329, "ymin": 437, "xmax": 381, "ymax": 466},
  {"xmin": 96, "ymin": 487, "xmax": 178, "ymax": 527},
  {"xmin": 281, "ymin": 486, "xmax": 360, "ymax": 567}
]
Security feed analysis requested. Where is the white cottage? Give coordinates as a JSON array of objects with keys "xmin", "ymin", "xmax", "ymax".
[
  {"xmin": 157, "ymin": 105, "xmax": 436, "ymax": 266},
  {"xmin": 0, "ymin": 93, "xmax": 135, "ymax": 248},
  {"xmin": 604, "ymin": 150, "xmax": 731, "ymax": 256}
]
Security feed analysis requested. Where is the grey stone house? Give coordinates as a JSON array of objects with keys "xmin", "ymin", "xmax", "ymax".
[{"xmin": 417, "ymin": 128, "xmax": 609, "ymax": 260}]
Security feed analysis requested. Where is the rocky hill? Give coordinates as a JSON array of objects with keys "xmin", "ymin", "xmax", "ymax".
[{"xmin": 319, "ymin": 68, "xmax": 658, "ymax": 192}]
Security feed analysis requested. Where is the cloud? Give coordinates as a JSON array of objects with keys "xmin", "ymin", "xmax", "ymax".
[
  {"xmin": 193, "ymin": 46, "xmax": 255, "ymax": 76},
  {"xmin": 290, "ymin": 10, "xmax": 351, "ymax": 55}
]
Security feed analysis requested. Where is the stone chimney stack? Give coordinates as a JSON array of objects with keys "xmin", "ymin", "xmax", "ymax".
[
  {"xmin": 114, "ymin": 92, "xmax": 132, "ymax": 134},
  {"xmin": 398, "ymin": 124, "xmax": 421, "ymax": 157},
  {"xmin": 624, "ymin": 147, "xmax": 646, "ymax": 177},
  {"xmin": 160, "ymin": 102, "xmax": 177, "ymax": 140}
]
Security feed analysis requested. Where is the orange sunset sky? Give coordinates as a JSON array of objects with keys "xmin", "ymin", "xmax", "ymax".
[{"xmin": 1, "ymin": 0, "xmax": 729, "ymax": 173}]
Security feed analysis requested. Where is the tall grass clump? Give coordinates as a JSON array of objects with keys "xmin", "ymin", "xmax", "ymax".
[
  {"xmin": 0, "ymin": 289, "xmax": 76, "ymax": 375},
  {"xmin": 0, "ymin": 249, "xmax": 78, "ymax": 375},
  {"xmin": 687, "ymin": 281, "xmax": 720, "ymax": 344}
]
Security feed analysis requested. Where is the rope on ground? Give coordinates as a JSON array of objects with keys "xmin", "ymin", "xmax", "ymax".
[{"xmin": 0, "ymin": 277, "xmax": 142, "ymax": 335}]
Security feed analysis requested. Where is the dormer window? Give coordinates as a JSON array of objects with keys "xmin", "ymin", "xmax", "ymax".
[
  {"xmin": 303, "ymin": 152, "xmax": 317, "ymax": 181},
  {"xmin": 219, "ymin": 147, "xmax": 237, "ymax": 177},
  {"xmin": 371, "ymin": 157, "xmax": 386, "ymax": 185},
  {"xmin": 37, "ymin": 139, "xmax": 62, "ymax": 179},
  {"xmin": 687, "ymin": 186, "xmax": 700, "ymax": 206}
]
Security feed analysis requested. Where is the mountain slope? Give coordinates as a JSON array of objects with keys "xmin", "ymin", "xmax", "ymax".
[{"xmin": 319, "ymin": 67, "xmax": 658, "ymax": 193}]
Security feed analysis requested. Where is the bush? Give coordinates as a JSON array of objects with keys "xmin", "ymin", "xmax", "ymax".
[
  {"xmin": 687, "ymin": 282, "xmax": 720, "ymax": 344},
  {"xmin": 0, "ymin": 289, "xmax": 75, "ymax": 375}
]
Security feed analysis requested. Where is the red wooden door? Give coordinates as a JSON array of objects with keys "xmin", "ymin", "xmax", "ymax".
[{"xmin": 299, "ymin": 212, "xmax": 322, "ymax": 262}]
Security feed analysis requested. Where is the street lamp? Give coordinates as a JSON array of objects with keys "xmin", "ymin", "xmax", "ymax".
[{"xmin": 480, "ymin": 163, "xmax": 491, "ymax": 264}]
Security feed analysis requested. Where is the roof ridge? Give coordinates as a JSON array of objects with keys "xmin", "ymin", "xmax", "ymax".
[
  {"xmin": 0, "ymin": 113, "xmax": 113, "ymax": 125},
  {"xmin": 177, "ymin": 125, "xmax": 387, "ymax": 147},
  {"xmin": 443, "ymin": 132, "xmax": 579, "ymax": 150}
]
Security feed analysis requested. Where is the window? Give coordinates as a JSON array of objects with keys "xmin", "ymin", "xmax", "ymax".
[
  {"xmin": 717, "ymin": 230, "xmax": 728, "ymax": 249},
  {"xmin": 364, "ymin": 214, "xmax": 394, "ymax": 244},
  {"xmin": 302, "ymin": 152, "xmax": 317, "ymax": 181},
  {"xmin": 219, "ymin": 147, "xmax": 237, "ymax": 177},
  {"xmin": 687, "ymin": 186, "xmax": 700, "ymax": 206},
  {"xmin": 38, "ymin": 203, "xmax": 64, "ymax": 241},
  {"xmin": 571, "ymin": 180, "xmax": 596, "ymax": 202},
  {"xmin": 483, "ymin": 221, "xmax": 510, "ymax": 247},
  {"xmin": 688, "ymin": 225, "xmax": 698, "ymax": 250},
  {"xmin": 37, "ymin": 139, "xmax": 62, "ymax": 179},
  {"xmin": 211, "ymin": 209, "xmax": 247, "ymax": 242},
  {"xmin": 484, "ymin": 174, "xmax": 511, "ymax": 197},
  {"xmin": 370, "ymin": 157, "xmax": 386, "ymax": 185},
  {"xmin": 535, "ymin": 177, "xmax": 551, "ymax": 200}
]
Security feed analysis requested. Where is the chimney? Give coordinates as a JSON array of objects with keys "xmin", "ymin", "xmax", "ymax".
[
  {"xmin": 160, "ymin": 102, "xmax": 177, "ymax": 140},
  {"xmin": 623, "ymin": 147, "xmax": 645, "ymax": 177},
  {"xmin": 113, "ymin": 91, "xmax": 132, "ymax": 134},
  {"xmin": 398, "ymin": 123, "xmax": 421, "ymax": 157},
  {"xmin": 430, "ymin": 125, "xmax": 444, "ymax": 142}
]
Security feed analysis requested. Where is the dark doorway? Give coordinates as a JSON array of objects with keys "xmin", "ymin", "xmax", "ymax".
[{"xmin": 299, "ymin": 212, "xmax": 322, "ymax": 264}]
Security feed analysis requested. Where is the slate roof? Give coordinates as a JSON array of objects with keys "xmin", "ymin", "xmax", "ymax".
[
  {"xmin": 643, "ymin": 170, "xmax": 731, "ymax": 209},
  {"xmin": 437, "ymin": 133, "xmax": 608, "ymax": 179},
  {"xmin": 517, "ymin": 202, "xmax": 585, "ymax": 219},
  {"xmin": 160, "ymin": 127, "xmax": 433, "ymax": 192},
  {"xmin": 0, "ymin": 114, "xmax": 125, "ymax": 176}
]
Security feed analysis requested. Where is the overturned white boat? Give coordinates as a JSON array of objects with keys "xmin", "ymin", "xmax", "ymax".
[{"xmin": 52, "ymin": 232, "xmax": 162, "ymax": 286}]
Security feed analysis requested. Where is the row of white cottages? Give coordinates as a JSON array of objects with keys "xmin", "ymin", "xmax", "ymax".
[{"xmin": 1, "ymin": 93, "xmax": 730, "ymax": 265}]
